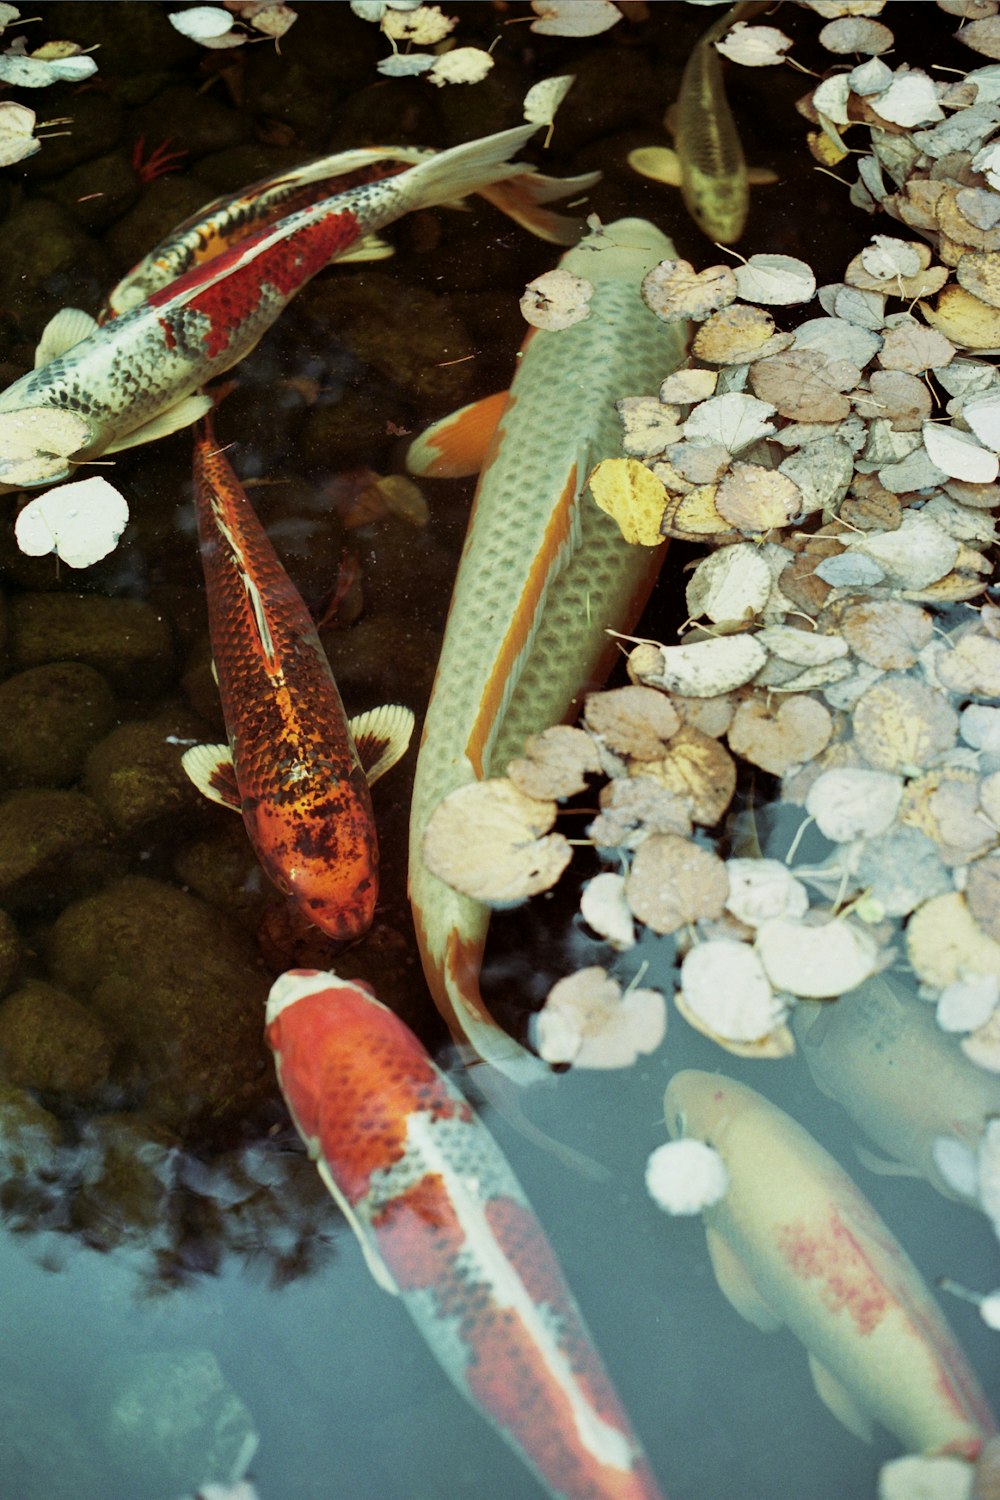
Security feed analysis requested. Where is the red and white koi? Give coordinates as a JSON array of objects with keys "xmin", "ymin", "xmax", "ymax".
[
  {"xmin": 406, "ymin": 217, "xmax": 688, "ymax": 1081},
  {"xmin": 664, "ymin": 1070, "xmax": 998, "ymax": 1459},
  {"xmin": 266, "ymin": 967, "xmax": 669, "ymax": 1500},
  {"xmin": 182, "ymin": 420, "xmax": 412, "ymax": 941},
  {"xmin": 106, "ymin": 144, "xmax": 601, "ymax": 316},
  {"xmin": 0, "ymin": 124, "xmax": 540, "ymax": 490}
]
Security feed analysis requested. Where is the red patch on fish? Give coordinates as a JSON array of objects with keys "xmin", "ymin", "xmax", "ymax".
[
  {"xmin": 776, "ymin": 1210, "xmax": 889, "ymax": 1335},
  {"xmin": 374, "ymin": 1175, "xmax": 467, "ymax": 1290}
]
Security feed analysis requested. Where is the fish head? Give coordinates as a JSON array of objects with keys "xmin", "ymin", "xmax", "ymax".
[
  {"xmin": 248, "ymin": 792, "xmax": 379, "ymax": 942},
  {"xmin": 664, "ymin": 1069, "xmax": 745, "ymax": 1145},
  {"xmin": 265, "ymin": 967, "xmax": 378, "ymax": 1029}
]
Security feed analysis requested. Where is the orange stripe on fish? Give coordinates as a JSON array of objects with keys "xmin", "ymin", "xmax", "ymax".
[
  {"xmin": 182, "ymin": 419, "xmax": 412, "ymax": 941},
  {"xmin": 266, "ymin": 967, "xmax": 669, "ymax": 1500}
]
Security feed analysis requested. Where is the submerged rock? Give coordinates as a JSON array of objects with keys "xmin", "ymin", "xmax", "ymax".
[
  {"xmin": 0, "ymin": 1083, "xmax": 61, "ymax": 1178},
  {"xmin": 0, "ymin": 979, "xmax": 116, "ymax": 1100},
  {"xmin": 93, "ymin": 1349, "xmax": 258, "ymax": 1500},
  {"xmin": 0, "ymin": 787, "xmax": 120, "ymax": 911},
  {"xmin": 10, "ymin": 593, "xmax": 174, "ymax": 697},
  {"xmin": 0, "ymin": 909, "xmax": 20, "ymax": 995},
  {"xmin": 0, "ymin": 199, "xmax": 113, "ymax": 314},
  {"xmin": 83, "ymin": 707, "xmax": 207, "ymax": 836},
  {"xmin": 72, "ymin": 1113, "xmax": 176, "ymax": 1252},
  {"xmin": 0, "ymin": 662, "xmax": 116, "ymax": 788},
  {"xmin": 48, "ymin": 876, "xmax": 270, "ymax": 1133},
  {"xmin": 41, "ymin": 148, "xmax": 142, "ymax": 233},
  {"xmin": 105, "ymin": 173, "xmax": 222, "ymax": 278},
  {"xmin": 173, "ymin": 821, "xmax": 271, "ymax": 931}
]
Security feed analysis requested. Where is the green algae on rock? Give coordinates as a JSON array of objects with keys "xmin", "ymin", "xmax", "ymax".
[
  {"xmin": 0, "ymin": 788, "xmax": 120, "ymax": 912},
  {"xmin": 0, "ymin": 909, "xmax": 20, "ymax": 996},
  {"xmin": 0, "ymin": 662, "xmax": 116, "ymax": 789},
  {"xmin": 83, "ymin": 708, "xmax": 209, "ymax": 837},
  {"xmin": 9, "ymin": 593, "xmax": 174, "ymax": 696},
  {"xmin": 172, "ymin": 821, "xmax": 272, "ymax": 932},
  {"xmin": 0, "ymin": 979, "xmax": 116, "ymax": 1100}
]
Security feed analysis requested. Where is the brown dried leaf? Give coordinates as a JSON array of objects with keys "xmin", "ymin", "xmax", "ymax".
[
  {"xmin": 584, "ymin": 685, "xmax": 680, "ymax": 760},
  {"xmin": 877, "ymin": 316, "xmax": 956, "ymax": 372},
  {"xmin": 673, "ymin": 693, "xmax": 736, "ymax": 739},
  {"xmin": 422, "ymin": 778, "xmax": 571, "ymax": 905},
  {"xmin": 638, "ymin": 725, "xmax": 737, "ymax": 826},
  {"xmin": 956, "ymin": 250, "xmax": 1000, "ymax": 309},
  {"xmin": 727, "ymin": 694, "xmax": 834, "ymax": 776},
  {"xmin": 899, "ymin": 767, "xmax": 992, "ymax": 864},
  {"xmin": 839, "ymin": 599, "xmax": 933, "ymax": 668},
  {"xmin": 589, "ymin": 774, "xmax": 692, "ymax": 848},
  {"xmin": 966, "ymin": 854, "xmax": 1000, "ymax": 943},
  {"xmin": 506, "ymin": 725, "xmax": 601, "ymax": 801},
  {"xmin": 749, "ymin": 348, "xmax": 860, "ymax": 421},
  {"xmin": 641, "ymin": 259, "xmax": 737, "ymax": 324},
  {"xmin": 853, "ymin": 673, "xmax": 959, "ymax": 773},
  {"xmin": 624, "ymin": 832, "xmax": 728, "ymax": 934},
  {"xmin": 715, "ymin": 461, "xmax": 803, "ymax": 533},
  {"xmin": 866, "ymin": 369, "xmax": 933, "ymax": 430},
  {"xmin": 907, "ymin": 891, "xmax": 1000, "ymax": 987},
  {"xmin": 660, "ymin": 485, "xmax": 739, "ymax": 542}
]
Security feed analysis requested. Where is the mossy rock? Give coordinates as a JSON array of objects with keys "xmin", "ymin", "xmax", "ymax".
[
  {"xmin": 173, "ymin": 820, "xmax": 271, "ymax": 930},
  {"xmin": 321, "ymin": 612, "xmax": 440, "ymax": 704},
  {"xmin": 0, "ymin": 1083, "xmax": 61, "ymax": 1177},
  {"xmin": 0, "ymin": 979, "xmax": 116, "ymax": 1099},
  {"xmin": 19, "ymin": 92, "xmax": 126, "ymax": 179},
  {"xmin": 41, "ymin": 148, "xmax": 141, "ymax": 233},
  {"xmin": 70, "ymin": 1113, "xmax": 176, "ymax": 1250},
  {"xmin": 0, "ymin": 788, "xmax": 120, "ymax": 912},
  {"xmin": 0, "ymin": 909, "xmax": 20, "ymax": 995},
  {"xmin": 128, "ymin": 84, "xmax": 253, "ymax": 163},
  {"xmin": 44, "ymin": 2, "xmax": 193, "ymax": 77},
  {"xmin": 83, "ymin": 707, "xmax": 209, "ymax": 836},
  {"xmin": 48, "ymin": 876, "xmax": 270, "ymax": 1134},
  {"xmin": 104, "ymin": 173, "xmax": 220, "ymax": 277},
  {"xmin": 0, "ymin": 199, "xmax": 113, "ymax": 313},
  {"xmin": 10, "ymin": 593, "xmax": 174, "ymax": 697},
  {"xmin": 0, "ymin": 662, "xmax": 116, "ymax": 789}
]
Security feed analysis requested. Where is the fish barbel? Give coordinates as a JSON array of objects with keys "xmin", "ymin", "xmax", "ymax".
[
  {"xmin": 266, "ymin": 967, "xmax": 669, "ymax": 1500},
  {"xmin": 182, "ymin": 419, "xmax": 412, "ymax": 941}
]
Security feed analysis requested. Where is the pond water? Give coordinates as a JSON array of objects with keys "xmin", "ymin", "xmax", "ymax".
[{"xmin": 0, "ymin": 4, "xmax": 997, "ymax": 1499}]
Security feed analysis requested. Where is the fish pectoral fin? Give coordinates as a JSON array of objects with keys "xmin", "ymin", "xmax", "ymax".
[
  {"xmin": 627, "ymin": 145, "xmax": 682, "ymax": 189},
  {"xmin": 335, "ymin": 232, "xmax": 395, "ymax": 265},
  {"xmin": 34, "ymin": 307, "xmax": 99, "ymax": 368},
  {"xmin": 406, "ymin": 389, "xmax": 510, "ymax": 480},
  {"xmin": 705, "ymin": 1226, "xmax": 783, "ymax": 1332},
  {"xmin": 181, "ymin": 743, "xmax": 241, "ymax": 811},
  {"xmin": 104, "ymin": 393, "xmax": 214, "ymax": 454},
  {"xmin": 748, "ymin": 166, "xmax": 780, "ymax": 186},
  {"xmin": 853, "ymin": 1144, "xmax": 920, "ymax": 1180},
  {"xmin": 350, "ymin": 704, "xmax": 415, "ymax": 785},
  {"xmin": 314, "ymin": 1158, "xmax": 400, "ymax": 1296},
  {"xmin": 807, "ymin": 1353, "xmax": 873, "ymax": 1444}
]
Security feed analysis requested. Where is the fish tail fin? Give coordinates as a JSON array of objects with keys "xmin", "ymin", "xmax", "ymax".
[
  {"xmin": 478, "ymin": 168, "xmax": 602, "ymax": 245},
  {"xmin": 395, "ymin": 124, "xmax": 539, "ymax": 218}
]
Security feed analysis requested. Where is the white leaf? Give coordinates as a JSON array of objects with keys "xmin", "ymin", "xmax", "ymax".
[
  {"xmin": 715, "ymin": 22, "xmax": 791, "ymax": 67},
  {"xmin": 0, "ymin": 49, "xmax": 96, "ymax": 85},
  {"xmin": 725, "ymin": 858, "xmax": 809, "ymax": 927},
  {"xmin": 960, "ymin": 391, "xmax": 1000, "ymax": 450},
  {"xmin": 523, "ymin": 74, "xmax": 574, "ymax": 127},
  {"xmin": 530, "ymin": 0, "xmax": 621, "ymax": 37},
  {"xmin": 878, "ymin": 1454, "xmax": 977, "ymax": 1500},
  {"xmin": 15, "ymin": 476, "xmax": 129, "ymax": 568},
  {"xmin": 0, "ymin": 98, "xmax": 38, "ymax": 166},
  {"xmin": 376, "ymin": 50, "xmax": 435, "ymax": 76},
  {"xmin": 922, "ymin": 421, "xmax": 1000, "ymax": 483},
  {"xmin": 861, "ymin": 235, "xmax": 923, "ymax": 281},
  {"xmin": 428, "ymin": 46, "xmax": 494, "ymax": 86},
  {"xmin": 579, "ymin": 872, "xmax": 635, "ymax": 950},
  {"xmin": 734, "ymin": 254, "xmax": 816, "ymax": 306},
  {"xmin": 936, "ymin": 974, "xmax": 999, "ymax": 1033},
  {"xmin": 755, "ymin": 917, "xmax": 881, "ymax": 999},
  {"xmin": 871, "ymin": 67, "xmax": 944, "ymax": 128},
  {"xmin": 814, "ymin": 551, "xmax": 886, "ymax": 587},
  {"xmin": 645, "ymin": 1139, "xmax": 728, "ymax": 1215},
  {"xmin": 682, "ymin": 391, "xmax": 777, "ymax": 452},
  {"xmin": 520, "ymin": 268, "xmax": 593, "ymax": 331},
  {"xmin": 168, "ymin": 5, "xmax": 235, "ymax": 39},
  {"xmin": 805, "ymin": 767, "xmax": 903, "ymax": 842},
  {"xmin": 685, "ymin": 543, "xmax": 772, "ymax": 625},
  {"xmin": 849, "ymin": 511, "xmax": 960, "ymax": 589},
  {"xmin": 634, "ymin": 633, "xmax": 767, "ymax": 697},
  {"xmin": 753, "ymin": 625, "xmax": 848, "ymax": 667},
  {"xmin": 680, "ymin": 939, "xmax": 786, "ymax": 1041}
]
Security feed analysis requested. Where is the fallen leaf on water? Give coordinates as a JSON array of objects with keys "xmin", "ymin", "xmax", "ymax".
[
  {"xmin": 169, "ymin": 5, "xmax": 238, "ymax": 40},
  {"xmin": 679, "ymin": 939, "xmax": 787, "ymax": 1041},
  {"xmin": 530, "ymin": 0, "xmax": 621, "ymax": 36},
  {"xmin": 682, "ymin": 391, "xmax": 777, "ymax": 452},
  {"xmin": 659, "ymin": 368, "xmax": 718, "ymax": 405},
  {"xmin": 579, "ymin": 873, "xmax": 635, "ymax": 950},
  {"xmin": 936, "ymin": 974, "xmax": 999, "ymax": 1033},
  {"xmin": 819, "ymin": 16, "xmax": 893, "ymax": 54},
  {"xmin": 0, "ymin": 99, "xmax": 40, "ymax": 166},
  {"xmin": 956, "ymin": 15, "xmax": 1000, "ymax": 59},
  {"xmin": 870, "ymin": 66, "xmax": 944, "ymax": 128},
  {"xmin": 692, "ymin": 303, "xmax": 778, "ymax": 365},
  {"xmin": 534, "ymin": 967, "xmax": 665, "ymax": 1068},
  {"xmin": 852, "ymin": 672, "xmax": 959, "ymax": 773},
  {"xmin": 422, "ymin": 778, "xmax": 571, "ymax": 906},
  {"xmin": 588, "ymin": 458, "xmax": 666, "ymax": 546},
  {"xmin": 961, "ymin": 1007, "xmax": 1000, "ymax": 1073},
  {"xmin": 624, "ymin": 832, "xmax": 729, "ymax": 934},
  {"xmin": 936, "ymin": 629, "xmax": 1000, "ymax": 697},
  {"xmin": 749, "ymin": 348, "xmax": 860, "ymax": 422},
  {"xmin": 523, "ymin": 74, "xmax": 575, "ymax": 128},
  {"xmin": 755, "ymin": 915, "xmax": 882, "ymax": 998},
  {"xmin": 628, "ymin": 634, "xmax": 766, "ymax": 698},
  {"xmin": 520, "ymin": 268, "xmax": 593, "ymax": 331},
  {"xmin": 616, "ymin": 396, "xmax": 683, "ymax": 460},
  {"xmin": 839, "ymin": 599, "xmax": 933, "ymax": 669},
  {"xmin": 727, "ymin": 695, "xmax": 834, "ymax": 776},
  {"xmin": 381, "ymin": 3, "xmax": 454, "ymax": 42},
  {"xmin": 685, "ymin": 543, "xmax": 772, "ymax": 627},
  {"xmin": 588, "ymin": 775, "xmax": 692, "ymax": 849},
  {"xmin": 715, "ymin": 460, "xmax": 802, "ymax": 534},
  {"xmin": 15, "ymin": 476, "xmax": 129, "ymax": 569},
  {"xmin": 805, "ymin": 766, "xmax": 904, "ymax": 842},
  {"xmin": 641, "ymin": 259, "xmax": 737, "ymax": 324},
  {"xmin": 428, "ymin": 47, "xmax": 494, "ymax": 87},
  {"xmin": 0, "ymin": 407, "xmax": 92, "ymax": 488},
  {"xmin": 906, "ymin": 891, "xmax": 1000, "ymax": 989},
  {"xmin": 733, "ymin": 254, "xmax": 817, "ymax": 306},
  {"xmin": 965, "ymin": 850, "xmax": 1000, "ymax": 943},
  {"xmin": 922, "ymin": 421, "xmax": 999, "ymax": 483},
  {"xmin": 645, "ymin": 1139, "xmax": 728, "ymax": 1215},
  {"xmin": 715, "ymin": 22, "xmax": 792, "ymax": 66},
  {"xmin": 922, "ymin": 287, "xmax": 1000, "ymax": 352},
  {"xmin": 506, "ymin": 724, "xmax": 601, "ymax": 801},
  {"xmin": 583, "ymin": 684, "xmax": 680, "ymax": 760},
  {"xmin": 725, "ymin": 858, "xmax": 810, "ymax": 927}
]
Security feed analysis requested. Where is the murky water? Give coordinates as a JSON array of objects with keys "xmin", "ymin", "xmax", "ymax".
[{"xmin": 0, "ymin": 5, "xmax": 997, "ymax": 1499}]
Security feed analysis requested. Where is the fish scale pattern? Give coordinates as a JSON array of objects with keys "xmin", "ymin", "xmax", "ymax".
[{"xmin": 409, "ymin": 218, "xmax": 688, "ymax": 1077}]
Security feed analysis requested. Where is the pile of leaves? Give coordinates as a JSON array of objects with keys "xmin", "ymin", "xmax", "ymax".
[{"xmin": 423, "ymin": 6, "xmax": 1000, "ymax": 1094}]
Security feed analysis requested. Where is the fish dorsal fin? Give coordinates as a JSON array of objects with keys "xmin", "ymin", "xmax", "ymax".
[
  {"xmin": 349, "ymin": 704, "xmax": 415, "ymax": 785},
  {"xmin": 181, "ymin": 743, "xmax": 241, "ymax": 811},
  {"xmin": 104, "ymin": 392, "xmax": 214, "ymax": 455},
  {"xmin": 406, "ymin": 390, "xmax": 510, "ymax": 480},
  {"xmin": 335, "ymin": 233, "xmax": 394, "ymax": 265},
  {"xmin": 705, "ymin": 1225, "xmax": 783, "ymax": 1332},
  {"xmin": 314, "ymin": 1157, "xmax": 399, "ymax": 1296},
  {"xmin": 807, "ymin": 1352, "xmax": 873, "ymax": 1443},
  {"xmin": 34, "ymin": 308, "xmax": 98, "ymax": 368}
]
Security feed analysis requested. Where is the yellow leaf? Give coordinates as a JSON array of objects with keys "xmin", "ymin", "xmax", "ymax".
[{"xmin": 587, "ymin": 457, "xmax": 667, "ymax": 546}]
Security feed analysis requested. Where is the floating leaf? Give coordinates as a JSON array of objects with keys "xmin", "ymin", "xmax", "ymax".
[
  {"xmin": 682, "ymin": 392, "xmax": 777, "ymax": 452},
  {"xmin": 755, "ymin": 916, "xmax": 882, "ymax": 998},
  {"xmin": 734, "ymin": 254, "xmax": 817, "ymax": 306},
  {"xmin": 629, "ymin": 633, "xmax": 767, "ymax": 697},
  {"xmin": 641, "ymin": 259, "xmax": 737, "ymax": 324},
  {"xmin": 381, "ymin": 3, "xmax": 455, "ymax": 42},
  {"xmin": 15, "ymin": 477, "xmax": 129, "ymax": 569},
  {"xmin": 907, "ymin": 891, "xmax": 1000, "ymax": 988},
  {"xmin": 749, "ymin": 348, "xmax": 860, "ymax": 422},
  {"xmin": 725, "ymin": 858, "xmax": 810, "ymax": 927},
  {"xmin": 422, "ymin": 778, "xmax": 571, "ymax": 906},
  {"xmin": 0, "ymin": 99, "xmax": 39, "ymax": 167},
  {"xmin": 693, "ymin": 303, "xmax": 778, "ymax": 364},
  {"xmin": 625, "ymin": 832, "xmax": 728, "ymax": 934},
  {"xmin": 685, "ymin": 543, "xmax": 772, "ymax": 626},
  {"xmin": 583, "ymin": 685, "xmax": 680, "ymax": 760},
  {"xmin": 506, "ymin": 725, "xmax": 600, "ymax": 801},
  {"xmin": 853, "ymin": 673, "xmax": 959, "ymax": 774},
  {"xmin": 660, "ymin": 368, "xmax": 718, "ymax": 405},
  {"xmin": 588, "ymin": 458, "xmax": 667, "ymax": 546},
  {"xmin": 937, "ymin": 629, "xmax": 1000, "ymax": 697},
  {"xmin": 0, "ymin": 44, "xmax": 97, "ymax": 85},
  {"xmin": 728, "ymin": 695, "xmax": 833, "ymax": 776},
  {"xmin": 588, "ymin": 775, "xmax": 692, "ymax": 849},
  {"xmin": 936, "ymin": 974, "xmax": 999, "ymax": 1033},
  {"xmin": 715, "ymin": 22, "xmax": 791, "ymax": 66},
  {"xmin": 520, "ymin": 268, "xmax": 594, "ymax": 331},
  {"xmin": 819, "ymin": 16, "xmax": 893, "ymax": 53},
  {"xmin": 523, "ymin": 74, "xmax": 575, "ymax": 128},
  {"xmin": 428, "ymin": 47, "xmax": 494, "ymax": 86},
  {"xmin": 870, "ymin": 66, "xmax": 944, "ymax": 128},
  {"xmin": 534, "ymin": 967, "xmax": 664, "ymax": 1068},
  {"xmin": 849, "ymin": 511, "xmax": 959, "ymax": 589},
  {"xmin": 805, "ymin": 766, "xmax": 904, "ymax": 841},
  {"xmin": 680, "ymin": 939, "xmax": 787, "ymax": 1041},
  {"xmin": 922, "ymin": 421, "xmax": 999, "ymax": 483},
  {"xmin": 839, "ymin": 599, "xmax": 933, "ymax": 669},
  {"xmin": 530, "ymin": 0, "xmax": 621, "ymax": 36},
  {"xmin": 579, "ymin": 873, "xmax": 636, "ymax": 950},
  {"xmin": 616, "ymin": 396, "xmax": 683, "ymax": 460},
  {"xmin": 715, "ymin": 461, "xmax": 802, "ymax": 534},
  {"xmin": 646, "ymin": 1139, "xmax": 728, "ymax": 1216},
  {"xmin": 169, "ymin": 5, "xmax": 236, "ymax": 39},
  {"xmin": 924, "ymin": 287, "xmax": 1000, "ymax": 351}
]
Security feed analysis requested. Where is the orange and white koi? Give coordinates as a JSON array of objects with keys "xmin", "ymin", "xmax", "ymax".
[
  {"xmin": 106, "ymin": 144, "xmax": 601, "ymax": 316},
  {"xmin": 0, "ymin": 125, "xmax": 541, "ymax": 490},
  {"xmin": 406, "ymin": 217, "xmax": 688, "ymax": 1081},
  {"xmin": 182, "ymin": 421, "xmax": 412, "ymax": 941},
  {"xmin": 665, "ymin": 1070, "xmax": 998, "ymax": 1459},
  {"xmin": 265, "ymin": 967, "xmax": 668, "ymax": 1500}
]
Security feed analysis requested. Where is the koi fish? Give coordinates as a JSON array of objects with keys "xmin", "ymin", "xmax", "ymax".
[
  {"xmin": 792, "ymin": 973, "xmax": 1000, "ymax": 1208},
  {"xmin": 265, "ymin": 967, "xmax": 668, "ymax": 1500},
  {"xmin": 181, "ymin": 420, "xmax": 413, "ymax": 941},
  {"xmin": 106, "ymin": 144, "xmax": 601, "ymax": 316},
  {"xmin": 0, "ymin": 124, "xmax": 541, "ymax": 491},
  {"xmin": 664, "ymin": 1070, "xmax": 998, "ymax": 1459},
  {"xmin": 406, "ymin": 217, "xmax": 688, "ymax": 1081},
  {"xmin": 627, "ymin": 1, "xmax": 776, "ymax": 243}
]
